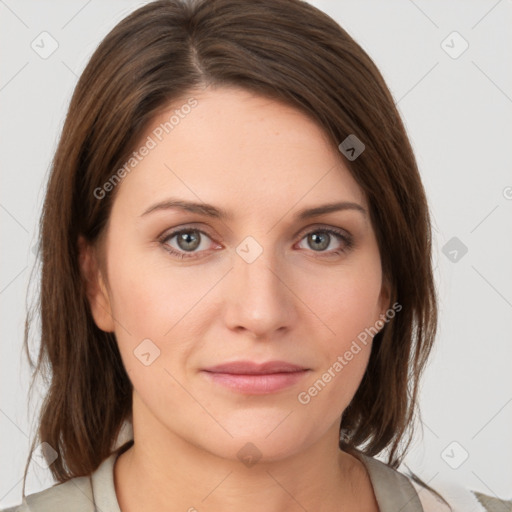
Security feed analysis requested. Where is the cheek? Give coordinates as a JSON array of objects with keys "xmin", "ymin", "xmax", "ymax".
[
  {"xmin": 106, "ymin": 249, "xmax": 202, "ymax": 335},
  {"xmin": 105, "ymin": 255, "xmax": 196, "ymax": 406},
  {"xmin": 297, "ymin": 257, "xmax": 382, "ymax": 404},
  {"xmin": 297, "ymin": 343, "xmax": 371, "ymax": 433},
  {"xmin": 297, "ymin": 274, "xmax": 379, "ymax": 421},
  {"xmin": 306, "ymin": 257, "xmax": 384, "ymax": 344},
  {"xmin": 104, "ymin": 247, "xmax": 221, "ymax": 379}
]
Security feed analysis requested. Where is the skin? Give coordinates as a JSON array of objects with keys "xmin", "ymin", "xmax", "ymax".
[{"xmin": 79, "ymin": 86, "xmax": 389, "ymax": 512}]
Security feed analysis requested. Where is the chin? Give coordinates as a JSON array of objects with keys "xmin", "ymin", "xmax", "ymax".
[{"xmin": 190, "ymin": 417, "xmax": 319, "ymax": 465}]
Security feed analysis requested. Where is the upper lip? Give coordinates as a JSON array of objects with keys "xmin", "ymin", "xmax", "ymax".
[{"xmin": 202, "ymin": 360, "xmax": 309, "ymax": 375}]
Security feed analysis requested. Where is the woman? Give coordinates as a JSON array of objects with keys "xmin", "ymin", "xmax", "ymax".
[{"xmin": 3, "ymin": 0, "xmax": 506, "ymax": 510}]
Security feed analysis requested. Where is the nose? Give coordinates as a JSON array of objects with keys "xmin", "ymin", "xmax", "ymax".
[{"xmin": 223, "ymin": 240, "xmax": 297, "ymax": 339}]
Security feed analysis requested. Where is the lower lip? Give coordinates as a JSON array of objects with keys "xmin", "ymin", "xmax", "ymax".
[{"xmin": 202, "ymin": 370, "xmax": 309, "ymax": 394}]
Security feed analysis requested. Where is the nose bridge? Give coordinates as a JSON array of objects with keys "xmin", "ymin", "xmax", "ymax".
[{"xmin": 225, "ymin": 234, "xmax": 294, "ymax": 335}]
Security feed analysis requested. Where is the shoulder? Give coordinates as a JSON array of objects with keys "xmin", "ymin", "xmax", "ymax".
[
  {"xmin": 408, "ymin": 471, "xmax": 512, "ymax": 512},
  {"xmin": 0, "ymin": 506, "xmax": 26, "ymax": 512},
  {"xmin": 0, "ymin": 474, "xmax": 94, "ymax": 512},
  {"xmin": 0, "ymin": 449, "xmax": 124, "ymax": 512},
  {"xmin": 356, "ymin": 451, "xmax": 511, "ymax": 512}
]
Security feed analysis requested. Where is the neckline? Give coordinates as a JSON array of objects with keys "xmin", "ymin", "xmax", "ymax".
[{"xmin": 92, "ymin": 444, "xmax": 423, "ymax": 512}]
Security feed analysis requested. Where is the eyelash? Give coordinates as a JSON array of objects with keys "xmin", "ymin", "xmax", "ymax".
[{"xmin": 158, "ymin": 225, "xmax": 354, "ymax": 260}]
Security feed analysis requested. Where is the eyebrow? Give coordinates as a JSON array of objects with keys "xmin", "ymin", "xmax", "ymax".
[{"xmin": 140, "ymin": 198, "xmax": 367, "ymax": 220}]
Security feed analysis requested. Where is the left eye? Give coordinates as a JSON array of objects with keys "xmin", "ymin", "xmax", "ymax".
[
  {"xmin": 160, "ymin": 227, "xmax": 352, "ymax": 259},
  {"xmin": 160, "ymin": 229, "xmax": 216, "ymax": 259},
  {"xmin": 296, "ymin": 228, "xmax": 352, "ymax": 254}
]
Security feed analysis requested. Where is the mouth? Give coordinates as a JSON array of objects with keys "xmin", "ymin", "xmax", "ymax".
[{"xmin": 201, "ymin": 360, "xmax": 310, "ymax": 394}]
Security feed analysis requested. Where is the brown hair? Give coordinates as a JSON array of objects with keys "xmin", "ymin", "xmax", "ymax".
[{"xmin": 23, "ymin": 0, "xmax": 439, "ymax": 500}]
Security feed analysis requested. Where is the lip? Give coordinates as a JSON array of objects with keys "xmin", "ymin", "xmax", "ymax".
[
  {"xmin": 203, "ymin": 360, "xmax": 308, "ymax": 374},
  {"xmin": 201, "ymin": 360, "xmax": 310, "ymax": 394}
]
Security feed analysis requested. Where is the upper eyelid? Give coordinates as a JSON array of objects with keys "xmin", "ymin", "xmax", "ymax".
[
  {"xmin": 160, "ymin": 223, "xmax": 351, "ymax": 238},
  {"xmin": 295, "ymin": 224, "xmax": 351, "ymax": 238}
]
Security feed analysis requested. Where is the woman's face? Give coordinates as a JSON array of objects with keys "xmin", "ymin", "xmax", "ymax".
[{"xmin": 84, "ymin": 86, "xmax": 389, "ymax": 462}]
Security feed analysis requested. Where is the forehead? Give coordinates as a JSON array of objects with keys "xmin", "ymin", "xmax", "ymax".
[{"xmin": 111, "ymin": 86, "xmax": 366, "ymax": 219}]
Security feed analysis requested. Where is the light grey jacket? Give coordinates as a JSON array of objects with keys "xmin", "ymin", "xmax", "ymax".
[{"xmin": 2, "ymin": 447, "xmax": 510, "ymax": 512}]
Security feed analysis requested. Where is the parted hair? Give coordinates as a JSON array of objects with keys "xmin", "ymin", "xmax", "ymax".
[{"xmin": 23, "ymin": 0, "xmax": 438, "ymax": 499}]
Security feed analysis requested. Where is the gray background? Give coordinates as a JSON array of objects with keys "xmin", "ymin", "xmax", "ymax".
[{"xmin": 1, "ymin": 0, "xmax": 511, "ymax": 507}]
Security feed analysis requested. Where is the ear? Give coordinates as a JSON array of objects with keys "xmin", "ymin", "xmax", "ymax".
[{"xmin": 78, "ymin": 234, "xmax": 115, "ymax": 333}]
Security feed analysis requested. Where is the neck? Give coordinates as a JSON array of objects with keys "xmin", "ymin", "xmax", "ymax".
[{"xmin": 114, "ymin": 394, "xmax": 378, "ymax": 512}]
